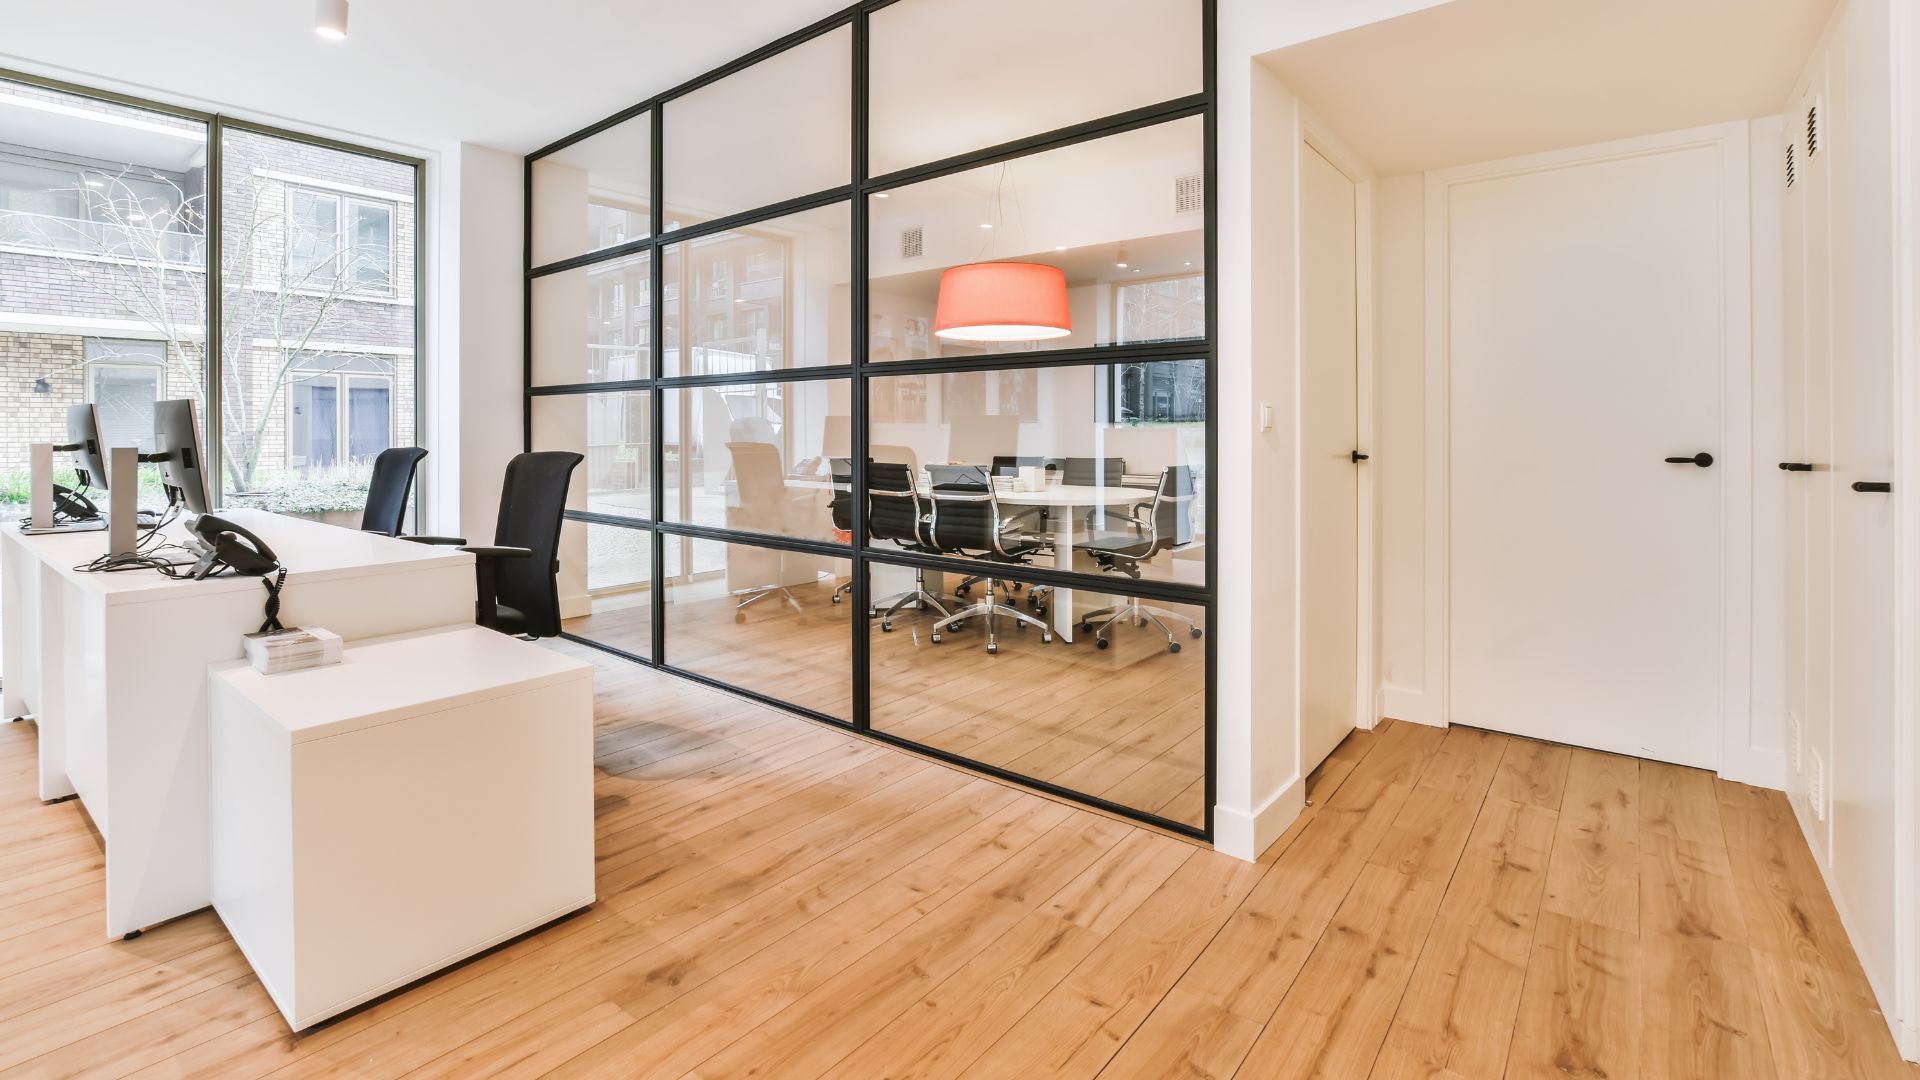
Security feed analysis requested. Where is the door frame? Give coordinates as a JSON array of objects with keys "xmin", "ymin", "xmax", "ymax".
[
  {"xmin": 1300, "ymin": 108, "xmax": 1377, "ymax": 736},
  {"xmin": 1420, "ymin": 120, "xmax": 1763, "ymax": 781}
]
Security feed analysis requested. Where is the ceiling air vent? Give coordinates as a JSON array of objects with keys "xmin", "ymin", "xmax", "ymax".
[
  {"xmin": 1785, "ymin": 142, "xmax": 1796, "ymax": 188},
  {"xmin": 900, "ymin": 225, "xmax": 923, "ymax": 260},
  {"xmin": 1174, "ymin": 172, "xmax": 1204, "ymax": 215},
  {"xmin": 1806, "ymin": 101, "xmax": 1820, "ymax": 157}
]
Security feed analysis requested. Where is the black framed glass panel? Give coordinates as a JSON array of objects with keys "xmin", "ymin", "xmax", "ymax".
[
  {"xmin": 661, "ymin": 202, "xmax": 851, "ymax": 376},
  {"xmin": 663, "ymin": 27, "xmax": 852, "ymax": 231},
  {"xmin": 867, "ymin": 117, "xmax": 1204, "ymax": 362},
  {"xmin": 531, "ymin": 251, "xmax": 652, "ymax": 385},
  {"xmin": 531, "ymin": 390, "xmax": 651, "ymax": 519},
  {"xmin": 663, "ymin": 377, "xmax": 850, "ymax": 542},
  {"xmin": 664, "ymin": 536, "xmax": 853, "ymax": 721},
  {"xmin": 530, "ymin": 111, "xmax": 651, "ymax": 267},
  {"xmin": 866, "ymin": 360, "xmax": 1205, "ymax": 587},
  {"xmin": 559, "ymin": 520, "xmax": 654, "ymax": 658},
  {"xmin": 867, "ymin": 560, "xmax": 1206, "ymax": 828},
  {"xmin": 868, "ymin": 0, "xmax": 1204, "ymax": 176}
]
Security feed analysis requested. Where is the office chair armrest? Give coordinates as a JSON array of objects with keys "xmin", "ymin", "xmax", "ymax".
[
  {"xmin": 403, "ymin": 535, "xmax": 468, "ymax": 546},
  {"xmin": 461, "ymin": 545, "xmax": 534, "ymax": 560}
]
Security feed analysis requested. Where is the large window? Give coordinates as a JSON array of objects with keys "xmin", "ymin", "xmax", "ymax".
[
  {"xmin": 525, "ymin": 0, "xmax": 1213, "ymax": 837},
  {"xmin": 0, "ymin": 73, "xmax": 423, "ymax": 526}
]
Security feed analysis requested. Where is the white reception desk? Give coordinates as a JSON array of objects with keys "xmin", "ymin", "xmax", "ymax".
[{"xmin": 0, "ymin": 509, "xmax": 474, "ymax": 939}]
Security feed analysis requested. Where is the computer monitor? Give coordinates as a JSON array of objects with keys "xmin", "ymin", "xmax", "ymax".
[
  {"xmin": 152, "ymin": 398, "xmax": 211, "ymax": 514},
  {"xmin": 64, "ymin": 404, "xmax": 109, "ymax": 491}
]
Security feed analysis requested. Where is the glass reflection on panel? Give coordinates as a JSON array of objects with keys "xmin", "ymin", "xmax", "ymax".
[
  {"xmin": 530, "ymin": 111, "xmax": 650, "ymax": 266},
  {"xmin": 869, "ymin": 0, "xmax": 1203, "ymax": 176},
  {"xmin": 867, "ymin": 117, "xmax": 1203, "ymax": 362},
  {"xmin": 664, "ymin": 536, "xmax": 852, "ymax": 721},
  {"xmin": 663, "ymin": 378, "xmax": 850, "ymax": 543},
  {"xmin": 531, "ymin": 391, "xmax": 652, "ymax": 519},
  {"xmin": 663, "ymin": 27, "xmax": 851, "ymax": 230},
  {"xmin": 866, "ymin": 361, "xmax": 1204, "ymax": 587},
  {"xmin": 661, "ymin": 202, "xmax": 850, "ymax": 376},
  {"xmin": 559, "ymin": 521, "xmax": 653, "ymax": 659},
  {"xmin": 531, "ymin": 251, "xmax": 651, "ymax": 385},
  {"xmin": 867, "ymin": 562, "xmax": 1206, "ymax": 828}
]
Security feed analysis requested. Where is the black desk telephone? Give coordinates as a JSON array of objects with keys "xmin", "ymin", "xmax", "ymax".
[
  {"xmin": 53, "ymin": 483, "xmax": 100, "ymax": 521},
  {"xmin": 185, "ymin": 514, "xmax": 281, "ymax": 579}
]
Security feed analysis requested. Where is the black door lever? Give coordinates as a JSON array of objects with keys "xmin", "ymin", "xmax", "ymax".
[
  {"xmin": 1853, "ymin": 481, "xmax": 1892, "ymax": 493},
  {"xmin": 1779, "ymin": 462, "xmax": 1815, "ymax": 471},
  {"xmin": 1665, "ymin": 453, "xmax": 1714, "ymax": 468},
  {"xmin": 1351, "ymin": 450, "xmax": 1369, "ymax": 464}
]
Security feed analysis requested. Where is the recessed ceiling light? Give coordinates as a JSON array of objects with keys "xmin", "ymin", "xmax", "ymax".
[
  {"xmin": 315, "ymin": 0, "xmax": 348, "ymax": 41},
  {"xmin": 979, "ymin": 223, "xmax": 993, "ymax": 230},
  {"xmin": 1183, "ymin": 261, "xmax": 1192, "ymax": 267},
  {"xmin": 873, "ymin": 192, "xmax": 890, "ymax": 199},
  {"xmin": 1116, "ymin": 262, "xmax": 1128, "ymax": 269},
  {"xmin": 1054, "ymin": 246, "xmax": 1067, "ymax": 252}
]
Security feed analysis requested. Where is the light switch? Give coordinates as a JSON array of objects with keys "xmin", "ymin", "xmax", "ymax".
[{"xmin": 1258, "ymin": 402, "xmax": 1274, "ymax": 432}]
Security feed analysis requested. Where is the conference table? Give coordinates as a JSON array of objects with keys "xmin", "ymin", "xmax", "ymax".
[{"xmin": 1, "ymin": 510, "xmax": 474, "ymax": 939}]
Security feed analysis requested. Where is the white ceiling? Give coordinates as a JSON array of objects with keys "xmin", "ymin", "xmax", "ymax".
[
  {"xmin": 0, "ymin": 0, "xmax": 849, "ymax": 155},
  {"xmin": 1261, "ymin": 0, "xmax": 1840, "ymax": 176}
]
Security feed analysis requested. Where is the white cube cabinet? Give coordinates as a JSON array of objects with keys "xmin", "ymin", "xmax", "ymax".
[{"xmin": 209, "ymin": 626, "xmax": 595, "ymax": 1031}]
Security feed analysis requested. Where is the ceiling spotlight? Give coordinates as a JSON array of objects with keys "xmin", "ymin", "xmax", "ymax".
[
  {"xmin": 315, "ymin": 0, "xmax": 348, "ymax": 41},
  {"xmin": 873, "ymin": 192, "xmax": 890, "ymax": 199},
  {"xmin": 1115, "ymin": 244, "xmax": 1130, "ymax": 270},
  {"xmin": 978, "ymin": 222, "xmax": 993, "ymax": 230},
  {"xmin": 1053, "ymin": 246, "xmax": 1067, "ymax": 252}
]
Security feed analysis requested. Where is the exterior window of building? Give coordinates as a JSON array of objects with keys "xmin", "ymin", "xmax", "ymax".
[
  {"xmin": 84, "ymin": 338, "xmax": 167, "ymax": 454},
  {"xmin": 285, "ymin": 185, "xmax": 395, "ymax": 296},
  {"xmin": 286, "ymin": 357, "xmax": 395, "ymax": 471}
]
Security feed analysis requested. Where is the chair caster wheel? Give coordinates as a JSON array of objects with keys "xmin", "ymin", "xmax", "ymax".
[
  {"xmin": 1012, "ymin": 583, "xmax": 1024, "ymax": 592},
  {"xmin": 931, "ymin": 633, "xmax": 942, "ymax": 643},
  {"xmin": 956, "ymin": 586, "xmax": 971, "ymax": 597},
  {"xmin": 1096, "ymin": 638, "xmax": 1111, "ymax": 650},
  {"xmin": 987, "ymin": 643, "xmax": 999, "ymax": 655},
  {"xmin": 1079, "ymin": 622, "xmax": 1092, "ymax": 633},
  {"xmin": 881, "ymin": 621, "xmax": 894, "ymax": 632},
  {"xmin": 1191, "ymin": 627, "xmax": 1204, "ymax": 639},
  {"xmin": 1035, "ymin": 608, "xmax": 1048, "ymax": 618},
  {"xmin": 947, "ymin": 623, "xmax": 963, "ymax": 633},
  {"xmin": 1169, "ymin": 641, "xmax": 1183, "ymax": 654},
  {"xmin": 831, "ymin": 595, "xmax": 841, "ymax": 604},
  {"xmin": 1041, "ymin": 633, "xmax": 1054, "ymax": 644}
]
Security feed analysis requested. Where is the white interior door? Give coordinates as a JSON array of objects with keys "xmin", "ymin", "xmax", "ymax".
[
  {"xmin": 1300, "ymin": 144, "xmax": 1360, "ymax": 772},
  {"xmin": 1445, "ymin": 138, "xmax": 1733, "ymax": 768}
]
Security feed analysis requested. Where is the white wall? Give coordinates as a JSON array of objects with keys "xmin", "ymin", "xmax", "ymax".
[{"xmin": 1211, "ymin": 0, "xmax": 1459, "ymax": 860}]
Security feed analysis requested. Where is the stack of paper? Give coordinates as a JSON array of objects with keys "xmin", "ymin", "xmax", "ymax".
[{"xmin": 242, "ymin": 627, "xmax": 344, "ymax": 675}]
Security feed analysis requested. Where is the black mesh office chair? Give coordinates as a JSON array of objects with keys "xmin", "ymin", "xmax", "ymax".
[
  {"xmin": 828, "ymin": 457, "xmax": 854, "ymax": 605},
  {"xmin": 410, "ymin": 451, "xmax": 582, "ymax": 638},
  {"xmin": 360, "ymin": 446, "xmax": 427, "ymax": 536},
  {"xmin": 928, "ymin": 465, "xmax": 1052, "ymax": 653},
  {"xmin": 867, "ymin": 461, "xmax": 953, "ymax": 636},
  {"xmin": 1052, "ymin": 456, "xmax": 1125, "ymax": 486},
  {"xmin": 1075, "ymin": 464, "xmax": 1202, "ymax": 652}
]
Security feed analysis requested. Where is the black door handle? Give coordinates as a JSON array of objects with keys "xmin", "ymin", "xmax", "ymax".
[
  {"xmin": 1779, "ymin": 462, "xmax": 1815, "ymax": 472},
  {"xmin": 1351, "ymin": 450, "xmax": 1369, "ymax": 464},
  {"xmin": 1853, "ymin": 481, "xmax": 1892, "ymax": 493},
  {"xmin": 1665, "ymin": 453, "xmax": 1714, "ymax": 468}
]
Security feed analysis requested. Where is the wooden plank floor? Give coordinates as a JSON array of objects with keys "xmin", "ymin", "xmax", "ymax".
[{"xmin": 0, "ymin": 645, "xmax": 1911, "ymax": 1079}]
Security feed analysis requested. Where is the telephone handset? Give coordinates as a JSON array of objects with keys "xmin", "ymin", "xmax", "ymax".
[
  {"xmin": 186, "ymin": 513, "xmax": 281, "ymax": 579},
  {"xmin": 52, "ymin": 484, "xmax": 100, "ymax": 521}
]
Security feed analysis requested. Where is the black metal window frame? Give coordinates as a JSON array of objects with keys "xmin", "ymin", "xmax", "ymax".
[
  {"xmin": 0, "ymin": 67, "xmax": 429, "ymax": 515},
  {"xmin": 523, "ymin": 0, "xmax": 1218, "ymax": 841}
]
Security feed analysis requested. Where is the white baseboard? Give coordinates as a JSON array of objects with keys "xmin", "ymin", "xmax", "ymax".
[
  {"xmin": 1213, "ymin": 773, "xmax": 1306, "ymax": 862},
  {"xmin": 1718, "ymin": 745, "xmax": 1787, "ymax": 793},
  {"xmin": 1379, "ymin": 683, "xmax": 1442, "ymax": 728},
  {"xmin": 559, "ymin": 595, "xmax": 590, "ymax": 620}
]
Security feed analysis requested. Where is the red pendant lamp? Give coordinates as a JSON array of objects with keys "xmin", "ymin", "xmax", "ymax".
[{"xmin": 933, "ymin": 262, "xmax": 1072, "ymax": 343}]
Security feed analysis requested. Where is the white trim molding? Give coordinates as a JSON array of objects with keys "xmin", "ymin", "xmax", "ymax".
[{"xmin": 1213, "ymin": 771, "xmax": 1306, "ymax": 862}]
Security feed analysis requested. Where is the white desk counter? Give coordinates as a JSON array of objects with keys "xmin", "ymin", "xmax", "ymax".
[{"xmin": 0, "ymin": 509, "xmax": 474, "ymax": 938}]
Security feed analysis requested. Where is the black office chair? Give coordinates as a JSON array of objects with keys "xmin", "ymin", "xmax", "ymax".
[
  {"xmin": 360, "ymin": 446, "xmax": 427, "ymax": 536},
  {"xmin": 409, "ymin": 451, "xmax": 582, "ymax": 638},
  {"xmin": 1052, "ymin": 457, "xmax": 1125, "ymax": 486},
  {"xmin": 1076, "ymin": 465, "xmax": 1202, "ymax": 652},
  {"xmin": 990, "ymin": 455, "xmax": 1056, "ymax": 478},
  {"xmin": 867, "ymin": 461, "xmax": 953, "ymax": 637},
  {"xmin": 828, "ymin": 457, "xmax": 854, "ymax": 605},
  {"xmin": 928, "ymin": 465, "xmax": 1052, "ymax": 653}
]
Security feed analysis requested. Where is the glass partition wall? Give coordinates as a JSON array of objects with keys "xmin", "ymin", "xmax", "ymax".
[{"xmin": 526, "ymin": 0, "xmax": 1214, "ymax": 838}]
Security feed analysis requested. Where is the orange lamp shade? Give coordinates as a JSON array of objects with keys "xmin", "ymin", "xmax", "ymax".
[{"xmin": 933, "ymin": 262, "xmax": 1072, "ymax": 343}]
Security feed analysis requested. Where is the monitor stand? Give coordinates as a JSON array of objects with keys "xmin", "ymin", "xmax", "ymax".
[{"xmin": 19, "ymin": 443, "xmax": 107, "ymax": 535}]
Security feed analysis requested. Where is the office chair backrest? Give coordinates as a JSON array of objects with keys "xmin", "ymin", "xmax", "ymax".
[
  {"xmin": 492, "ymin": 451, "xmax": 583, "ymax": 638},
  {"xmin": 361, "ymin": 446, "xmax": 427, "ymax": 536},
  {"xmin": 870, "ymin": 443, "xmax": 920, "ymax": 477},
  {"xmin": 1054, "ymin": 457, "xmax": 1124, "ymax": 486},
  {"xmin": 828, "ymin": 457, "xmax": 854, "ymax": 532},
  {"xmin": 866, "ymin": 461, "xmax": 926, "ymax": 546},
  {"xmin": 1147, "ymin": 464, "xmax": 1196, "ymax": 550},
  {"xmin": 727, "ymin": 442, "xmax": 787, "ymax": 532},
  {"xmin": 927, "ymin": 464, "xmax": 997, "ymax": 554}
]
